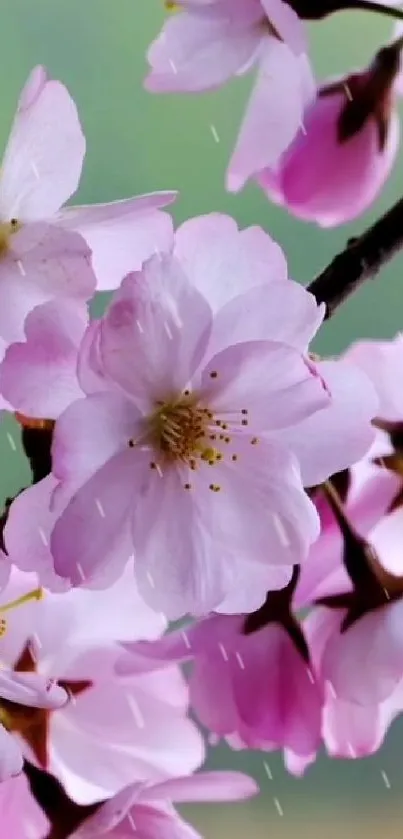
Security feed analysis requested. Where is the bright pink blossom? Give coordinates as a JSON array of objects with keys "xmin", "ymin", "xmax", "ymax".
[
  {"xmin": 258, "ymin": 43, "xmax": 402, "ymax": 226},
  {"xmin": 0, "ymin": 567, "xmax": 204, "ymax": 803},
  {"xmin": 146, "ymin": 1, "xmax": 314, "ymax": 191},
  {"xmin": 72, "ymin": 770, "xmax": 258, "ymax": 838},
  {"xmin": 119, "ymin": 613, "xmax": 323, "ymax": 770}
]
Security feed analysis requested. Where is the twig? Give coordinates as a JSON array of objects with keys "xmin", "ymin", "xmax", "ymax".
[
  {"xmin": 24, "ymin": 761, "xmax": 99, "ymax": 839},
  {"xmin": 307, "ymin": 195, "xmax": 403, "ymax": 319}
]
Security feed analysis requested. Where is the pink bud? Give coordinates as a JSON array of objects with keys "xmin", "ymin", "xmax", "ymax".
[{"xmin": 257, "ymin": 43, "xmax": 402, "ymax": 226}]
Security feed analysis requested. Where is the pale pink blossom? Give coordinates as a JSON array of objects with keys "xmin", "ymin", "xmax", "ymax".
[
  {"xmin": 72, "ymin": 770, "xmax": 258, "ymax": 838},
  {"xmin": 47, "ymin": 255, "xmax": 332, "ymax": 618},
  {"xmin": 258, "ymin": 42, "xmax": 402, "ymax": 226},
  {"xmin": 0, "ymin": 567, "xmax": 204, "ymax": 803},
  {"xmin": 146, "ymin": 1, "xmax": 314, "ymax": 191},
  {"xmin": 5, "ymin": 218, "xmax": 378, "ymax": 615},
  {"xmin": 119, "ymin": 611, "xmax": 323, "ymax": 769},
  {"xmin": 0, "ymin": 64, "xmax": 175, "ymax": 305}
]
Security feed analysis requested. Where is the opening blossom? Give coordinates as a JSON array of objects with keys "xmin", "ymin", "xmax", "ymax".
[
  {"xmin": 257, "ymin": 38, "xmax": 403, "ymax": 226},
  {"xmin": 146, "ymin": 0, "xmax": 315, "ymax": 191}
]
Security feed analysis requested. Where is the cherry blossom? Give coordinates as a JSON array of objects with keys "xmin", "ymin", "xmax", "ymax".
[
  {"xmin": 0, "ymin": 65, "xmax": 176, "ymax": 316},
  {"xmin": 0, "ymin": 566, "xmax": 203, "ymax": 803},
  {"xmin": 45, "ymin": 254, "xmax": 334, "ymax": 618},
  {"xmin": 257, "ymin": 40, "xmax": 402, "ymax": 226},
  {"xmin": 146, "ymin": 0, "xmax": 314, "ymax": 191}
]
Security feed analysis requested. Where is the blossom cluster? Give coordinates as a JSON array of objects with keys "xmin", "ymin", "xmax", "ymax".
[{"xmin": 1, "ymin": 0, "xmax": 403, "ymax": 835}]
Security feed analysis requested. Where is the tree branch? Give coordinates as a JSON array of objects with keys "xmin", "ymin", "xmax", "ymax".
[
  {"xmin": 307, "ymin": 195, "xmax": 403, "ymax": 319},
  {"xmin": 24, "ymin": 761, "xmax": 99, "ymax": 839}
]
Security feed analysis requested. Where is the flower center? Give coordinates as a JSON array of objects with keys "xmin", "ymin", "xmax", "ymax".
[
  {"xmin": 0, "ymin": 218, "xmax": 20, "ymax": 257},
  {"xmin": 150, "ymin": 393, "xmax": 215, "ymax": 464},
  {"xmin": 129, "ymin": 376, "xmax": 259, "ymax": 492}
]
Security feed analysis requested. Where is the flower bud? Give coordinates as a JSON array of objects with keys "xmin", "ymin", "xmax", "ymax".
[{"xmin": 257, "ymin": 42, "xmax": 402, "ymax": 226}]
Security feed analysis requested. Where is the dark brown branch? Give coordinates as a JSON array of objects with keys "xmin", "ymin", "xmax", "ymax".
[
  {"xmin": 288, "ymin": 0, "xmax": 403, "ymax": 21},
  {"xmin": 20, "ymin": 424, "xmax": 54, "ymax": 484},
  {"xmin": 307, "ymin": 196, "xmax": 403, "ymax": 319},
  {"xmin": 24, "ymin": 761, "xmax": 99, "ymax": 839}
]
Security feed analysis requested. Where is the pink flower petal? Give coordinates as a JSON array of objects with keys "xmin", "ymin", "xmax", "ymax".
[
  {"xmin": 0, "ymin": 224, "xmax": 95, "ymax": 344},
  {"xmin": 231, "ymin": 625, "xmax": 322, "ymax": 755},
  {"xmin": 58, "ymin": 195, "xmax": 176, "ymax": 292},
  {"xmin": 227, "ymin": 40, "xmax": 312, "ymax": 191},
  {"xmin": 52, "ymin": 391, "xmax": 139, "ymax": 491},
  {"xmin": 322, "ymin": 600, "xmax": 403, "ymax": 705},
  {"xmin": 208, "ymin": 280, "xmax": 324, "ymax": 357},
  {"xmin": 201, "ymin": 340, "xmax": 329, "ymax": 432},
  {"xmin": 145, "ymin": 5, "xmax": 261, "ymax": 93},
  {"xmin": 0, "ymin": 726, "xmax": 23, "ymax": 781},
  {"xmin": 346, "ymin": 336, "xmax": 403, "ymax": 421},
  {"xmin": 0, "ymin": 670, "xmax": 66, "ymax": 709},
  {"xmin": 259, "ymin": 92, "xmax": 400, "ymax": 227},
  {"xmin": 144, "ymin": 771, "xmax": 259, "ymax": 803},
  {"xmin": 174, "ymin": 213, "xmax": 287, "ymax": 313},
  {"xmin": 4, "ymin": 475, "xmax": 70, "ymax": 592},
  {"xmin": 0, "ymin": 775, "xmax": 49, "ymax": 833},
  {"xmin": 51, "ymin": 449, "xmax": 141, "ymax": 586},
  {"xmin": 132, "ymin": 438, "xmax": 318, "ymax": 618},
  {"xmin": 0, "ymin": 67, "xmax": 85, "ymax": 220},
  {"xmin": 0, "ymin": 299, "xmax": 87, "ymax": 418},
  {"xmin": 274, "ymin": 359, "xmax": 378, "ymax": 487},
  {"xmin": 99, "ymin": 256, "xmax": 212, "ymax": 409}
]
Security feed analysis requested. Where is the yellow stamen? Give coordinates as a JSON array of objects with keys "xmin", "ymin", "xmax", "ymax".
[
  {"xmin": 0, "ymin": 588, "xmax": 44, "ymax": 614},
  {"xmin": 0, "ymin": 219, "xmax": 21, "ymax": 257}
]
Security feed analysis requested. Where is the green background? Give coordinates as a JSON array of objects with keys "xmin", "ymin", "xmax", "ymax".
[{"xmin": 1, "ymin": 1, "xmax": 403, "ymax": 836}]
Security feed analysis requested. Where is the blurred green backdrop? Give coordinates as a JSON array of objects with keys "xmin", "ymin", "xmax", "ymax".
[{"xmin": 1, "ymin": 1, "xmax": 403, "ymax": 836}]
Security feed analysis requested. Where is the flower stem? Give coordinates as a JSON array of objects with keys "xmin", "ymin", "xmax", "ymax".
[
  {"xmin": 346, "ymin": 0, "xmax": 403, "ymax": 23},
  {"xmin": 307, "ymin": 195, "xmax": 403, "ymax": 319}
]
